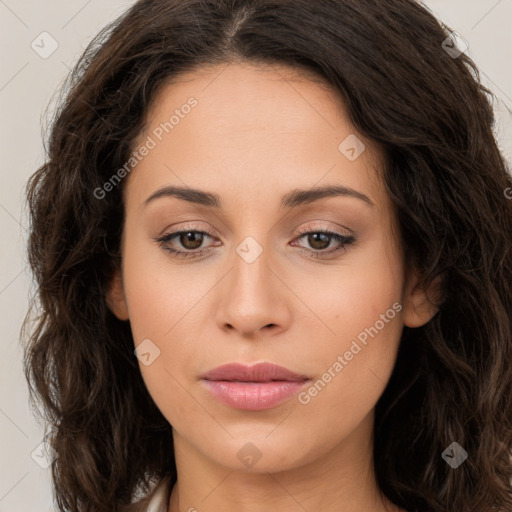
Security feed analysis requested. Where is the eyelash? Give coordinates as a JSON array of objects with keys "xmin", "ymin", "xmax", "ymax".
[{"xmin": 153, "ymin": 225, "xmax": 356, "ymax": 260}]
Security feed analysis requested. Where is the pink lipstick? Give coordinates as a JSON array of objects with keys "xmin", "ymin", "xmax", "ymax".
[{"xmin": 200, "ymin": 362, "xmax": 311, "ymax": 411}]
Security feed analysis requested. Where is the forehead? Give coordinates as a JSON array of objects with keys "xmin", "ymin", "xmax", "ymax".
[{"xmin": 125, "ymin": 61, "xmax": 386, "ymax": 211}]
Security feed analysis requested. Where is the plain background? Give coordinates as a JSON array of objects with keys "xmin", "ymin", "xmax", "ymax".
[{"xmin": 1, "ymin": 1, "xmax": 511, "ymax": 510}]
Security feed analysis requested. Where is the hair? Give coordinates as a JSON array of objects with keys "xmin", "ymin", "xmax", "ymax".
[{"xmin": 21, "ymin": 0, "xmax": 512, "ymax": 511}]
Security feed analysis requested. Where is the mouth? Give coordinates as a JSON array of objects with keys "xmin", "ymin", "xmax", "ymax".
[{"xmin": 200, "ymin": 362, "xmax": 311, "ymax": 410}]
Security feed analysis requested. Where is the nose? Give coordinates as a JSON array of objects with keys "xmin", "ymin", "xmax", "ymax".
[{"xmin": 214, "ymin": 240, "xmax": 291, "ymax": 338}]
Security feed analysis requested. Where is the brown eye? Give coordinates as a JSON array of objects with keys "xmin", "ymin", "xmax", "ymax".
[
  {"xmin": 153, "ymin": 228, "xmax": 217, "ymax": 259},
  {"xmin": 292, "ymin": 228, "xmax": 356, "ymax": 259},
  {"xmin": 305, "ymin": 232, "xmax": 331, "ymax": 250},
  {"xmin": 178, "ymin": 231, "xmax": 205, "ymax": 250}
]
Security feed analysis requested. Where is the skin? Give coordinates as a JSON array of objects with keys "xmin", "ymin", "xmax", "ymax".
[{"xmin": 107, "ymin": 61, "xmax": 439, "ymax": 512}]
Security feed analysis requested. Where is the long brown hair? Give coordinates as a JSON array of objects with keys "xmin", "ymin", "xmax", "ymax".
[{"xmin": 22, "ymin": 0, "xmax": 512, "ymax": 511}]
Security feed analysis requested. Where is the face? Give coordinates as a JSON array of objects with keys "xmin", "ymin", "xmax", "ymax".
[{"xmin": 107, "ymin": 61, "xmax": 437, "ymax": 474}]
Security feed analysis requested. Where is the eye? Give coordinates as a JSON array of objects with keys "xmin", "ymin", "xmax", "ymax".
[
  {"xmin": 153, "ymin": 226, "xmax": 218, "ymax": 259},
  {"xmin": 153, "ymin": 225, "xmax": 356, "ymax": 260},
  {"xmin": 292, "ymin": 227, "xmax": 356, "ymax": 258}
]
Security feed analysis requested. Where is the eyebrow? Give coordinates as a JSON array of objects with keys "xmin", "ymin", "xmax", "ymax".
[{"xmin": 141, "ymin": 184, "xmax": 375, "ymax": 209}]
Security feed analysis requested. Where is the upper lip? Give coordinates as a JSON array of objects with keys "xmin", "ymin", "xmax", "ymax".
[{"xmin": 201, "ymin": 362, "xmax": 310, "ymax": 382}]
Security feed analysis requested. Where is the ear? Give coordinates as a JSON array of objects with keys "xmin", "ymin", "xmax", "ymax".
[
  {"xmin": 402, "ymin": 271, "xmax": 443, "ymax": 328},
  {"xmin": 106, "ymin": 268, "xmax": 129, "ymax": 321}
]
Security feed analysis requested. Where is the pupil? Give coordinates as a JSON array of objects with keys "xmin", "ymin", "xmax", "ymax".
[
  {"xmin": 182, "ymin": 232, "xmax": 203, "ymax": 249},
  {"xmin": 309, "ymin": 233, "xmax": 329, "ymax": 250}
]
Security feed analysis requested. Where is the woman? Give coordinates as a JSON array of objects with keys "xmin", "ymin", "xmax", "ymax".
[{"xmin": 22, "ymin": 0, "xmax": 512, "ymax": 511}]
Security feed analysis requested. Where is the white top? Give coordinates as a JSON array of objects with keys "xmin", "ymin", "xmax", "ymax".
[
  {"xmin": 124, "ymin": 476, "xmax": 172, "ymax": 512},
  {"xmin": 144, "ymin": 477, "xmax": 170, "ymax": 512}
]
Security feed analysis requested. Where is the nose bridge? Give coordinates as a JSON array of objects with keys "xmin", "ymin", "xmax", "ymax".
[
  {"xmin": 231, "ymin": 233, "xmax": 274, "ymax": 310},
  {"xmin": 215, "ymin": 231, "xmax": 288, "ymax": 335}
]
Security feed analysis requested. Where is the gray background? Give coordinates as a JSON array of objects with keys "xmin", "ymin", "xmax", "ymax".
[{"xmin": 0, "ymin": 1, "xmax": 511, "ymax": 510}]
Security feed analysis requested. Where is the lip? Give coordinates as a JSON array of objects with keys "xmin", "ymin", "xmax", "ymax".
[
  {"xmin": 200, "ymin": 362, "xmax": 311, "ymax": 411},
  {"xmin": 201, "ymin": 362, "xmax": 309, "ymax": 382}
]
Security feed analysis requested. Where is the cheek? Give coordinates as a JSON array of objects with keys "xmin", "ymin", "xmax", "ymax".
[
  {"xmin": 304, "ymin": 230, "xmax": 403, "ymax": 345},
  {"xmin": 121, "ymin": 249, "xmax": 202, "ymax": 423},
  {"xmin": 121, "ymin": 230, "xmax": 206, "ymax": 343},
  {"xmin": 295, "ymin": 292, "xmax": 403, "ymax": 450},
  {"xmin": 295, "ymin": 235, "xmax": 404, "ymax": 416},
  {"xmin": 120, "ymin": 234, "xmax": 216, "ymax": 407}
]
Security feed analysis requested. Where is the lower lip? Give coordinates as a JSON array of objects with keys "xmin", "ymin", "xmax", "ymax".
[{"xmin": 201, "ymin": 379, "xmax": 310, "ymax": 410}]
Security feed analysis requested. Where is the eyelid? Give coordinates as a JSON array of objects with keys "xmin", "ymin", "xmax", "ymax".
[
  {"xmin": 161, "ymin": 222, "xmax": 217, "ymax": 237},
  {"xmin": 295, "ymin": 222, "xmax": 353, "ymax": 236}
]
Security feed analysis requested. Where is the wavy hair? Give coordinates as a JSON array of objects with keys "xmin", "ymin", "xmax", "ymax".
[{"xmin": 22, "ymin": 0, "xmax": 512, "ymax": 511}]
